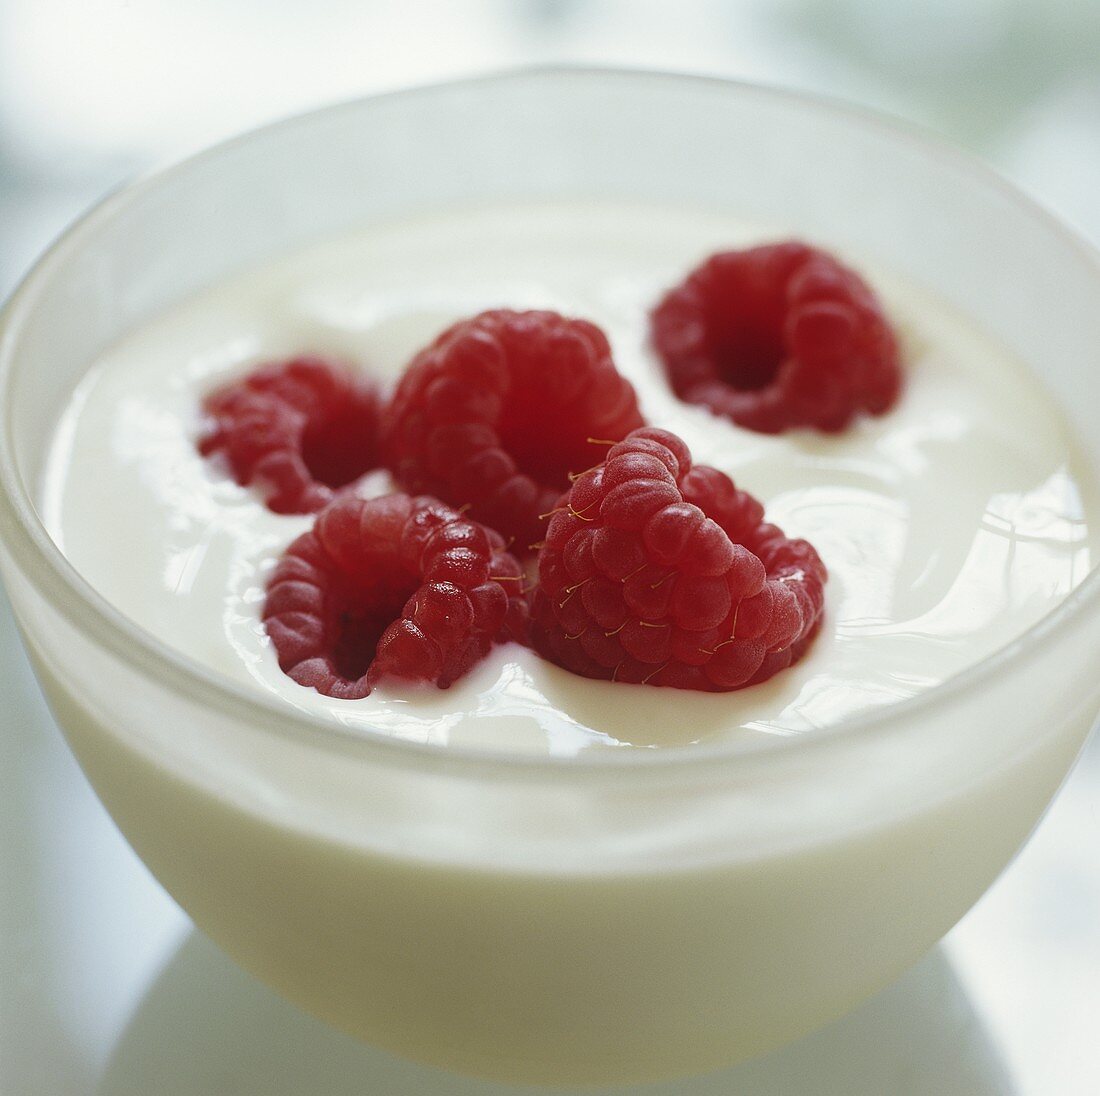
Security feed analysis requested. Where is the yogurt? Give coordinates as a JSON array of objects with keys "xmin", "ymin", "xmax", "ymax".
[{"xmin": 40, "ymin": 202, "xmax": 1096, "ymax": 753}]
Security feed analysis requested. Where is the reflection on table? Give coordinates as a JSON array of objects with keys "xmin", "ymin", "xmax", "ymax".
[{"xmin": 96, "ymin": 931, "xmax": 1012, "ymax": 1096}]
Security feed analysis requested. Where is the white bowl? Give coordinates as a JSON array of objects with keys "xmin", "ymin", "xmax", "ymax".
[{"xmin": 1, "ymin": 69, "xmax": 1098, "ymax": 1085}]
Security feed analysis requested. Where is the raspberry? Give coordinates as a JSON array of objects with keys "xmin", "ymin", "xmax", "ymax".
[
  {"xmin": 530, "ymin": 427, "xmax": 826, "ymax": 692},
  {"xmin": 383, "ymin": 310, "xmax": 645, "ymax": 551},
  {"xmin": 199, "ymin": 357, "xmax": 381, "ymax": 514},
  {"xmin": 264, "ymin": 493, "xmax": 528, "ymax": 698},
  {"xmin": 651, "ymin": 242, "xmax": 902, "ymax": 433}
]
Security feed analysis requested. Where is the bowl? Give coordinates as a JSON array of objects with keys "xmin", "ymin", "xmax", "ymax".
[{"xmin": 1, "ymin": 69, "xmax": 1098, "ymax": 1086}]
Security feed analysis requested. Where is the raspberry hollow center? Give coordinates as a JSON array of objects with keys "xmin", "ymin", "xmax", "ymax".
[
  {"xmin": 326, "ymin": 569, "xmax": 420, "ymax": 682},
  {"xmin": 495, "ymin": 386, "xmax": 603, "ymax": 487},
  {"xmin": 300, "ymin": 401, "xmax": 379, "ymax": 490},
  {"xmin": 710, "ymin": 319, "xmax": 785, "ymax": 392}
]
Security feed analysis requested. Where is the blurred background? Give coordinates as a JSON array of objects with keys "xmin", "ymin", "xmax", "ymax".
[
  {"xmin": 4, "ymin": 0, "xmax": 1100, "ymax": 297},
  {"xmin": 2, "ymin": 3, "xmax": 1099, "ymax": 1094}
]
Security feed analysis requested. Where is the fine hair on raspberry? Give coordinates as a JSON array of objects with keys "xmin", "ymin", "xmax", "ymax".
[
  {"xmin": 531, "ymin": 426, "xmax": 826, "ymax": 692},
  {"xmin": 651, "ymin": 242, "xmax": 902, "ymax": 433}
]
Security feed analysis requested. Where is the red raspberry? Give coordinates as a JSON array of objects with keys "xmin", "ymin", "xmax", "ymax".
[
  {"xmin": 651, "ymin": 242, "xmax": 902, "ymax": 433},
  {"xmin": 264, "ymin": 493, "xmax": 528, "ymax": 698},
  {"xmin": 383, "ymin": 310, "xmax": 645, "ymax": 551},
  {"xmin": 530, "ymin": 427, "xmax": 826, "ymax": 692},
  {"xmin": 199, "ymin": 357, "xmax": 380, "ymax": 514}
]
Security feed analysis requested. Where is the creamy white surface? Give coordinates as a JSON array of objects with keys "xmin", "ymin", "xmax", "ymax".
[{"xmin": 41, "ymin": 202, "xmax": 1096, "ymax": 753}]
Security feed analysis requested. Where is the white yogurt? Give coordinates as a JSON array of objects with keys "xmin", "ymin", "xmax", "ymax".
[{"xmin": 41, "ymin": 202, "xmax": 1096, "ymax": 754}]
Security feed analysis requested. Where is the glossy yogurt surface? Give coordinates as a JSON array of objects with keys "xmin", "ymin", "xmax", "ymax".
[{"xmin": 41, "ymin": 202, "xmax": 1096, "ymax": 753}]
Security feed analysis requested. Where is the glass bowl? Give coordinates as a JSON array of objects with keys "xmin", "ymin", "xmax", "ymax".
[{"xmin": 1, "ymin": 69, "xmax": 1098, "ymax": 1086}]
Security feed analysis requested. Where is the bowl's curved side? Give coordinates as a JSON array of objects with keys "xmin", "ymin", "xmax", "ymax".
[{"xmin": 9, "ymin": 567, "xmax": 1091, "ymax": 1083}]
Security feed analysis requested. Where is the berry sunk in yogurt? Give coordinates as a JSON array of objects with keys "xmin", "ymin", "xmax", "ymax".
[
  {"xmin": 265, "ymin": 492, "xmax": 529, "ymax": 698},
  {"xmin": 40, "ymin": 202, "xmax": 1096, "ymax": 753},
  {"xmin": 651, "ymin": 240, "xmax": 903, "ymax": 434},
  {"xmin": 199, "ymin": 356, "xmax": 383, "ymax": 515},
  {"xmin": 530, "ymin": 426, "xmax": 827, "ymax": 691},
  {"xmin": 384, "ymin": 307, "xmax": 645, "ymax": 548}
]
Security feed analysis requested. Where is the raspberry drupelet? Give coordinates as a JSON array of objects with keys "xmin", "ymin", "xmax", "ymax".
[
  {"xmin": 651, "ymin": 242, "xmax": 902, "ymax": 434},
  {"xmin": 264, "ymin": 493, "xmax": 529, "ymax": 698},
  {"xmin": 199, "ymin": 356, "xmax": 380, "ymax": 514},
  {"xmin": 383, "ymin": 309, "xmax": 645, "ymax": 550},
  {"xmin": 530, "ymin": 427, "xmax": 826, "ymax": 691}
]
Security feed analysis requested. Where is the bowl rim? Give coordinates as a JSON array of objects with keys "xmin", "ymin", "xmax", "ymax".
[{"xmin": 1, "ymin": 64, "xmax": 1098, "ymax": 779}]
